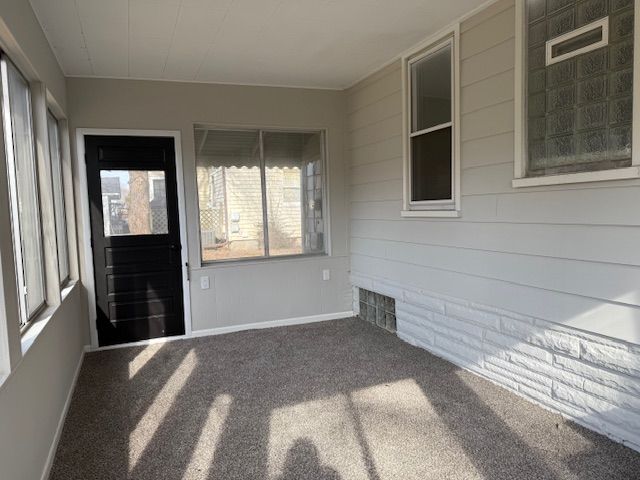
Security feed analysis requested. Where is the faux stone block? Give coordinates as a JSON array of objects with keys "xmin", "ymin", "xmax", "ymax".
[{"xmin": 528, "ymin": 140, "xmax": 547, "ymax": 170}]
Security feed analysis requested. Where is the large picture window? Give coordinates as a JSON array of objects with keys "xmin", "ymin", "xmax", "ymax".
[
  {"xmin": 195, "ymin": 127, "xmax": 326, "ymax": 262},
  {"xmin": 402, "ymin": 30, "xmax": 460, "ymax": 217},
  {"xmin": 515, "ymin": 0, "xmax": 639, "ymax": 186},
  {"xmin": 0, "ymin": 56, "xmax": 46, "ymax": 324}
]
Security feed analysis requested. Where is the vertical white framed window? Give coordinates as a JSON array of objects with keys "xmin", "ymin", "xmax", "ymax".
[
  {"xmin": 47, "ymin": 111, "xmax": 70, "ymax": 285},
  {"xmin": 0, "ymin": 55, "xmax": 46, "ymax": 326},
  {"xmin": 402, "ymin": 27, "xmax": 461, "ymax": 218},
  {"xmin": 514, "ymin": 0, "xmax": 640, "ymax": 187}
]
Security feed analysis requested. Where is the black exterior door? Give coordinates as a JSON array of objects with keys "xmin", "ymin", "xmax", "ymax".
[{"xmin": 85, "ymin": 135, "xmax": 185, "ymax": 346}]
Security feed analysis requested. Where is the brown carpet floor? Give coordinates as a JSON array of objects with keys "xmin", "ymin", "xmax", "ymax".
[{"xmin": 50, "ymin": 318, "xmax": 640, "ymax": 480}]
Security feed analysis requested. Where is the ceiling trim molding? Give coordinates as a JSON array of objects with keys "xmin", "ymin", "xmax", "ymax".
[{"xmin": 64, "ymin": 74, "xmax": 344, "ymax": 91}]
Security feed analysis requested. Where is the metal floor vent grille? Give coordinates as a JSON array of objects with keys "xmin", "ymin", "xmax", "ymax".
[{"xmin": 358, "ymin": 288, "xmax": 396, "ymax": 333}]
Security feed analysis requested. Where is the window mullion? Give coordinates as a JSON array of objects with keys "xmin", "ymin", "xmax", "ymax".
[{"xmin": 259, "ymin": 130, "xmax": 270, "ymax": 257}]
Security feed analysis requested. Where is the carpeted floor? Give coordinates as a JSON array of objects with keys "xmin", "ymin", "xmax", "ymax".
[{"xmin": 50, "ymin": 318, "xmax": 640, "ymax": 480}]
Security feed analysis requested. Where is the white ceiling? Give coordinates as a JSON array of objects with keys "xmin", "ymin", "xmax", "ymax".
[{"xmin": 29, "ymin": 0, "xmax": 487, "ymax": 89}]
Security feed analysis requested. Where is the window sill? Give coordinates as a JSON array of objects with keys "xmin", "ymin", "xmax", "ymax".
[
  {"xmin": 199, "ymin": 252, "xmax": 329, "ymax": 269},
  {"xmin": 401, "ymin": 210, "xmax": 460, "ymax": 218},
  {"xmin": 21, "ymin": 281, "xmax": 78, "ymax": 355},
  {"xmin": 512, "ymin": 166, "xmax": 640, "ymax": 188}
]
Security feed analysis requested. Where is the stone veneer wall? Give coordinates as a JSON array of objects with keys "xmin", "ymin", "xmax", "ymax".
[{"xmin": 352, "ymin": 275, "xmax": 640, "ymax": 452}]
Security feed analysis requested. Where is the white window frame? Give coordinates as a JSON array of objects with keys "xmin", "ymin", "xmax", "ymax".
[
  {"xmin": 0, "ymin": 55, "xmax": 47, "ymax": 327},
  {"xmin": 47, "ymin": 110, "xmax": 70, "ymax": 287},
  {"xmin": 194, "ymin": 125, "xmax": 329, "ymax": 264},
  {"xmin": 401, "ymin": 26, "xmax": 461, "ymax": 218},
  {"xmin": 514, "ymin": 3, "xmax": 640, "ymax": 188}
]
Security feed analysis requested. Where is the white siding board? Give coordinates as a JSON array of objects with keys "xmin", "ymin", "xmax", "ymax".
[
  {"xmin": 350, "ymin": 179, "xmax": 402, "ymax": 202},
  {"xmin": 461, "ymin": 38, "xmax": 515, "ymax": 87},
  {"xmin": 351, "ymin": 135, "xmax": 402, "ymax": 166},
  {"xmin": 347, "ymin": 64, "xmax": 401, "ymax": 113},
  {"xmin": 348, "ymin": 91, "xmax": 401, "ymax": 131},
  {"xmin": 350, "ymin": 157, "xmax": 402, "ymax": 185},
  {"xmin": 462, "ymin": 131, "xmax": 514, "ymax": 169},
  {"xmin": 460, "ymin": 6, "xmax": 515, "ymax": 60},
  {"xmin": 351, "ymin": 237, "xmax": 640, "ymax": 307},
  {"xmin": 461, "ymin": 100, "xmax": 514, "ymax": 141},
  {"xmin": 350, "ymin": 113, "xmax": 402, "ymax": 148},
  {"xmin": 461, "ymin": 69, "xmax": 514, "ymax": 114},
  {"xmin": 350, "ymin": 219, "xmax": 640, "ymax": 267},
  {"xmin": 350, "ymin": 200, "xmax": 403, "ymax": 221}
]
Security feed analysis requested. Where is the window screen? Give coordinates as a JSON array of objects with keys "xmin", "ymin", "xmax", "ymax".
[{"xmin": 526, "ymin": 0, "xmax": 634, "ymax": 176}]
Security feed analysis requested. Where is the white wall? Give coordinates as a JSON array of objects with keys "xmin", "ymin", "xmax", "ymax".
[
  {"xmin": 347, "ymin": 0, "xmax": 640, "ymax": 451},
  {"xmin": 66, "ymin": 78, "xmax": 352, "ymax": 336},
  {"xmin": 0, "ymin": 2, "xmax": 87, "ymax": 480}
]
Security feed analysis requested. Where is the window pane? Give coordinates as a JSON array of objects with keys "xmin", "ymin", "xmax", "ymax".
[
  {"xmin": 47, "ymin": 113, "xmax": 69, "ymax": 283},
  {"xmin": 411, "ymin": 127, "xmax": 452, "ymax": 202},
  {"xmin": 263, "ymin": 131, "xmax": 324, "ymax": 256},
  {"xmin": 100, "ymin": 170, "xmax": 168, "ymax": 236},
  {"xmin": 195, "ymin": 129, "xmax": 265, "ymax": 261},
  {"xmin": 2, "ymin": 59, "xmax": 45, "ymax": 319},
  {"xmin": 525, "ymin": 0, "xmax": 634, "ymax": 176},
  {"xmin": 411, "ymin": 43, "xmax": 452, "ymax": 132}
]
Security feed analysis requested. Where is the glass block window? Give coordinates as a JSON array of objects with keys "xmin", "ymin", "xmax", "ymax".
[
  {"xmin": 358, "ymin": 288, "xmax": 396, "ymax": 333},
  {"xmin": 526, "ymin": 0, "xmax": 634, "ymax": 176}
]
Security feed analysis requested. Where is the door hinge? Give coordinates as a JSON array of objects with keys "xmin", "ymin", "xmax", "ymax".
[{"xmin": 185, "ymin": 262, "xmax": 190, "ymax": 282}]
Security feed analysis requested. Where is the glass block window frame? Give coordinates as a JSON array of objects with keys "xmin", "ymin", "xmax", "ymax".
[
  {"xmin": 401, "ymin": 26, "xmax": 461, "ymax": 218},
  {"xmin": 514, "ymin": 0, "xmax": 640, "ymax": 187}
]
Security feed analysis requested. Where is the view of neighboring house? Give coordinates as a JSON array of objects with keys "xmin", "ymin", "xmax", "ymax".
[{"xmin": 195, "ymin": 128, "xmax": 324, "ymax": 260}]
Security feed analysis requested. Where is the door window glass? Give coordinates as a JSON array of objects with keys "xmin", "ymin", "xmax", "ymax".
[{"xmin": 100, "ymin": 170, "xmax": 168, "ymax": 236}]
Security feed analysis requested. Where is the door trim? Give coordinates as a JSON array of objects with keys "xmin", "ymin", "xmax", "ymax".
[{"xmin": 75, "ymin": 129, "xmax": 192, "ymax": 349}]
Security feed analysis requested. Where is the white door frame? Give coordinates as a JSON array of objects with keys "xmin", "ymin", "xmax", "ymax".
[{"xmin": 75, "ymin": 128, "xmax": 192, "ymax": 349}]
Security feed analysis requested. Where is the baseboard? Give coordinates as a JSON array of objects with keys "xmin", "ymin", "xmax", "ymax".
[
  {"xmin": 191, "ymin": 311, "xmax": 355, "ymax": 338},
  {"xmin": 40, "ymin": 346, "xmax": 88, "ymax": 480}
]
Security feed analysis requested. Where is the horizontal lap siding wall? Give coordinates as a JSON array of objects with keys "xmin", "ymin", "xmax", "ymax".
[{"xmin": 347, "ymin": 0, "xmax": 640, "ymax": 451}]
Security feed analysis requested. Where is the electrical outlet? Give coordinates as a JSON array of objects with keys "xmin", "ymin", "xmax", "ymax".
[
  {"xmin": 200, "ymin": 276, "xmax": 210, "ymax": 290},
  {"xmin": 322, "ymin": 269, "xmax": 330, "ymax": 281}
]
